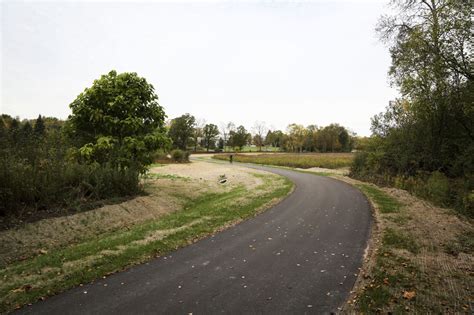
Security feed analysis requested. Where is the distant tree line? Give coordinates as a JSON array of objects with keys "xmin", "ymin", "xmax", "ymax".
[
  {"xmin": 350, "ymin": 0, "xmax": 473, "ymax": 216},
  {"xmin": 167, "ymin": 114, "xmax": 356, "ymax": 153}
]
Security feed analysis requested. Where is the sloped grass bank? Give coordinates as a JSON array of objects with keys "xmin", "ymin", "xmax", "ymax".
[
  {"xmin": 349, "ymin": 183, "xmax": 473, "ymax": 313},
  {"xmin": 0, "ymin": 173, "xmax": 292, "ymax": 313}
]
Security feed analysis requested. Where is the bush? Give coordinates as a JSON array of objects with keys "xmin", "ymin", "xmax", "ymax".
[
  {"xmin": 426, "ymin": 171, "xmax": 450, "ymax": 206},
  {"xmin": 0, "ymin": 124, "xmax": 142, "ymax": 219},
  {"xmin": 351, "ymin": 152, "xmax": 473, "ymax": 217},
  {"xmin": 170, "ymin": 149, "xmax": 189, "ymax": 163},
  {"xmin": 351, "ymin": 152, "xmax": 369, "ymax": 176},
  {"xmin": 152, "ymin": 150, "xmax": 169, "ymax": 162}
]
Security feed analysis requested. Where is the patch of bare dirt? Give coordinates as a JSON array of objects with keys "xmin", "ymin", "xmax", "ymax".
[{"xmin": 150, "ymin": 160, "xmax": 269, "ymax": 190}]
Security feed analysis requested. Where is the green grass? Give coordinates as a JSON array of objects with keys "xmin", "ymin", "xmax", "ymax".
[
  {"xmin": 383, "ymin": 228, "xmax": 420, "ymax": 254},
  {"xmin": 444, "ymin": 230, "xmax": 474, "ymax": 256},
  {"xmin": 213, "ymin": 153, "xmax": 354, "ymax": 169},
  {"xmin": 0, "ymin": 174, "xmax": 293, "ymax": 313},
  {"xmin": 355, "ymin": 184, "xmax": 402, "ymax": 213},
  {"xmin": 357, "ymin": 254, "xmax": 420, "ymax": 313},
  {"xmin": 353, "ymin": 183, "xmax": 429, "ymax": 313},
  {"xmin": 144, "ymin": 173, "xmax": 190, "ymax": 181}
]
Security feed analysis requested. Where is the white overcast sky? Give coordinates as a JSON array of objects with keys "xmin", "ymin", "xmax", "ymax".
[{"xmin": 1, "ymin": 0, "xmax": 398, "ymax": 136}]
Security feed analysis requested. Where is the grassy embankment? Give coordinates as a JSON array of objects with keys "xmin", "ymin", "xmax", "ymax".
[
  {"xmin": 0, "ymin": 171, "xmax": 292, "ymax": 313},
  {"xmin": 213, "ymin": 153, "xmax": 353, "ymax": 169},
  {"xmin": 348, "ymin": 183, "xmax": 473, "ymax": 313}
]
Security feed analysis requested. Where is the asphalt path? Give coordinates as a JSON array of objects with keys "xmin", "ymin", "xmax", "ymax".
[{"xmin": 16, "ymin": 162, "xmax": 372, "ymax": 315}]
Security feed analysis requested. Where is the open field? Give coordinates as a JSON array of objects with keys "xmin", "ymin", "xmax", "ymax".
[
  {"xmin": 0, "ymin": 162, "xmax": 292, "ymax": 313},
  {"xmin": 213, "ymin": 152, "xmax": 354, "ymax": 169}
]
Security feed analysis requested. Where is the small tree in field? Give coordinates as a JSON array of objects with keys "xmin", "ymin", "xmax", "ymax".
[
  {"xmin": 252, "ymin": 121, "xmax": 267, "ymax": 151},
  {"xmin": 68, "ymin": 70, "xmax": 169, "ymax": 173},
  {"xmin": 168, "ymin": 113, "xmax": 196, "ymax": 150},
  {"xmin": 229, "ymin": 125, "xmax": 250, "ymax": 151},
  {"xmin": 202, "ymin": 123, "xmax": 219, "ymax": 152}
]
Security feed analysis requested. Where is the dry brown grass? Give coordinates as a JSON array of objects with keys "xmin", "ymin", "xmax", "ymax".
[
  {"xmin": 213, "ymin": 152, "xmax": 354, "ymax": 169},
  {"xmin": 337, "ymin": 175, "xmax": 474, "ymax": 313},
  {"xmin": 0, "ymin": 161, "xmax": 269, "ymax": 267}
]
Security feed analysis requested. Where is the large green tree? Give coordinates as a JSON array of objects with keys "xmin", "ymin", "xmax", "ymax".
[
  {"xmin": 372, "ymin": 0, "xmax": 472, "ymax": 176},
  {"xmin": 352, "ymin": 0, "xmax": 472, "ymax": 215},
  {"xmin": 68, "ymin": 70, "xmax": 169, "ymax": 172},
  {"xmin": 265, "ymin": 130, "xmax": 284, "ymax": 148},
  {"xmin": 202, "ymin": 123, "xmax": 219, "ymax": 152},
  {"xmin": 229, "ymin": 125, "xmax": 250, "ymax": 150},
  {"xmin": 168, "ymin": 113, "xmax": 196, "ymax": 150}
]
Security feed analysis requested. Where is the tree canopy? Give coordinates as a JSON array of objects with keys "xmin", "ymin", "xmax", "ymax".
[
  {"xmin": 229, "ymin": 125, "xmax": 251, "ymax": 150},
  {"xmin": 202, "ymin": 123, "xmax": 219, "ymax": 152},
  {"xmin": 68, "ymin": 70, "xmax": 169, "ymax": 172},
  {"xmin": 168, "ymin": 113, "xmax": 196, "ymax": 150},
  {"xmin": 352, "ymin": 0, "xmax": 473, "ymax": 215}
]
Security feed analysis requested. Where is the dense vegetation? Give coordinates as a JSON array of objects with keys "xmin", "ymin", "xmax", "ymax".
[
  {"xmin": 0, "ymin": 71, "xmax": 168, "ymax": 220},
  {"xmin": 213, "ymin": 153, "xmax": 354, "ymax": 169},
  {"xmin": 350, "ymin": 0, "xmax": 473, "ymax": 216}
]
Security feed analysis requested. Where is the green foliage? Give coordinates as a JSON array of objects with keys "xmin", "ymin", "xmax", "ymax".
[
  {"xmin": 168, "ymin": 113, "xmax": 195, "ymax": 150},
  {"xmin": 383, "ymin": 228, "xmax": 420, "ymax": 254},
  {"xmin": 33, "ymin": 115, "xmax": 45, "ymax": 136},
  {"xmin": 68, "ymin": 70, "xmax": 169, "ymax": 173},
  {"xmin": 355, "ymin": 184, "xmax": 402, "ymax": 214},
  {"xmin": 228, "ymin": 125, "xmax": 251, "ymax": 150},
  {"xmin": 170, "ymin": 149, "xmax": 190, "ymax": 163},
  {"xmin": 425, "ymin": 171, "xmax": 450, "ymax": 206},
  {"xmin": 351, "ymin": 1, "xmax": 473, "ymax": 216},
  {"xmin": 1, "ymin": 69, "xmax": 170, "ymax": 219},
  {"xmin": 264, "ymin": 130, "xmax": 284, "ymax": 148},
  {"xmin": 202, "ymin": 123, "xmax": 219, "ymax": 152},
  {"xmin": 444, "ymin": 230, "xmax": 474, "ymax": 256},
  {"xmin": 0, "ymin": 119, "xmax": 141, "ymax": 218}
]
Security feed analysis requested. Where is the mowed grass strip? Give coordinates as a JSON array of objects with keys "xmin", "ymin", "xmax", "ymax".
[
  {"xmin": 0, "ymin": 174, "xmax": 293, "ymax": 313},
  {"xmin": 355, "ymin": 184, "xmax": 402, "ymax": 214},
  {"xmin": 353, "ymin": 184, "xmax": 421, "ymax": 313},
  {"xmin": 213, "ymin": 153, "xmax": 354, "ymax": 169}
]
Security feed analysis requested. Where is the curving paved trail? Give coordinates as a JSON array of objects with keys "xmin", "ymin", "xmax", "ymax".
[{"xmin": 17, "ymin": 163, "xmax": 372, "ymax": 314}]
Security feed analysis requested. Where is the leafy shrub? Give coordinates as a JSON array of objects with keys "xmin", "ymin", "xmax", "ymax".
[
  {"xmin": 170, "ymin": 149, "xmax": 189, "ymax": 163},
  {"xmin": 351, "ymin": 151, "xmax": 473, "ymax": 217},
  {"xmin": 426, "ymin": 171, "xmax": 450, "ymax": 206},
  {"xmin": 351, "ymin": 152, "xmax": 369, "ymax": 176},
  {"xmin": 0, "ymin": 121, "xmax": 142, "ymax": 219},
  {"xmin": 152, "ymin": 150, "xmax": 169, "ymax": 162}
]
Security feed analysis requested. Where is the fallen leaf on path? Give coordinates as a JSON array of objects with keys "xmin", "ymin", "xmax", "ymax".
[{"xmin": 403, "ymin": 291, "xmax": 416, "ymax": 300}]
